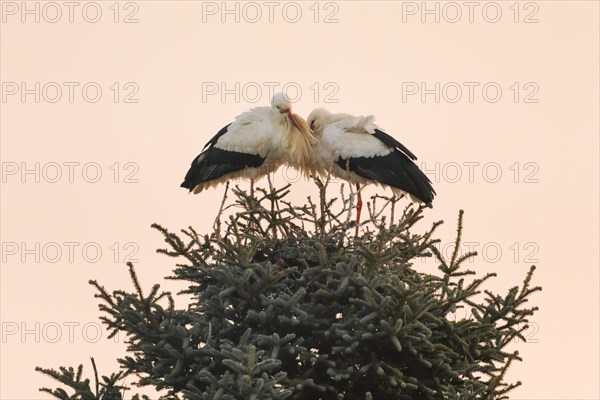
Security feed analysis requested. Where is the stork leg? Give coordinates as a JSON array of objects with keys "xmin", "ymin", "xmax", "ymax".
[
  {"xmin": 250, "ymin": 179, "xmax": 255, "ymax": 197},
  {"xmin": 355, "ymin": 183, "xmax": 363, "ymax": 237}
]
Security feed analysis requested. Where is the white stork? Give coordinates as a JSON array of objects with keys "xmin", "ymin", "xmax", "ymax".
[
  {"xmin": 307, "ymin": 107, "xmax": 436, "ymax": 234},
  {"xmin": 181, "ymin": 93, "xmax": 313, "ymax": 194}
]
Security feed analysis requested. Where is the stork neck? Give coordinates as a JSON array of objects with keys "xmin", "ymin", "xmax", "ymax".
[{"xmin": 283, "ymin": 115, "xmax": 313, "ymax": 166}]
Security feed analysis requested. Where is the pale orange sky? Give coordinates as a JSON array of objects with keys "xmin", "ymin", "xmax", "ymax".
[{"xmin": 1, "ymin": 1, "xmax": 599, "ymax": 398}]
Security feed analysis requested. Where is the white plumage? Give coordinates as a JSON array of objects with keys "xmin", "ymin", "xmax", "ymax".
[
  {"xmin": 312, "ymin": 114, "xmax": 391, "ymax": 160},
  {"xmin": 182, "ymin": 93, "xmax": 313, "ymax": 194},
  {"xmin": 307, "ymin": 107, "xmax": 435, "ymax": 212}
]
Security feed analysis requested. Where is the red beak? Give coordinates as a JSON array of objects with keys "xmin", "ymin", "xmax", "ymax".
[{"xmin": 287, "ymin": 109, "xmax": 303, "ymax": 132}]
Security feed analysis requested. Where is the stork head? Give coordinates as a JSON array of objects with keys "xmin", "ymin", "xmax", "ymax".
[
  {"xmin": 307, "ymin": 107, "xmax": 332, "ymax": 135},
  {"xmin": 271, "ymin": 92, "xmax": 304, "ymax": 132},
  {"xmin": 271, "ymin": 92, "xmax": 292, "ymax": 114},
  {"xmin": 271, "ymin": 93, "xmax": 314, "ymax": 165}
]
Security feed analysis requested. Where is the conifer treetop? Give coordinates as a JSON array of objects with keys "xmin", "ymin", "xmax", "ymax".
[{"xmin": 37, "ymin": 177, "xmax": 541, "ymax": 400}]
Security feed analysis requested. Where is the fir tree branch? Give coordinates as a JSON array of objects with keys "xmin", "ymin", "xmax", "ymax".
[{"xmin": 38, "ymin": 178, "xmax": 541, "ymax": 400}]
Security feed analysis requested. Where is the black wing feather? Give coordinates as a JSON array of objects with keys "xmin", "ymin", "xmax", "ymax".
[
  {"xmin": 337, "ymin": 151, "xmax": 436, "ymax": 205},
  {"xmin": 181, "ymin": 123, "xmax": 265, "ymax": 191},
  {"xmin": 203, "ymin": 123, "xmax": 232, "ymax": 150},
  {"xmin": 372, "ymin": 129, "xmax": 417, "ymax": 160}
]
